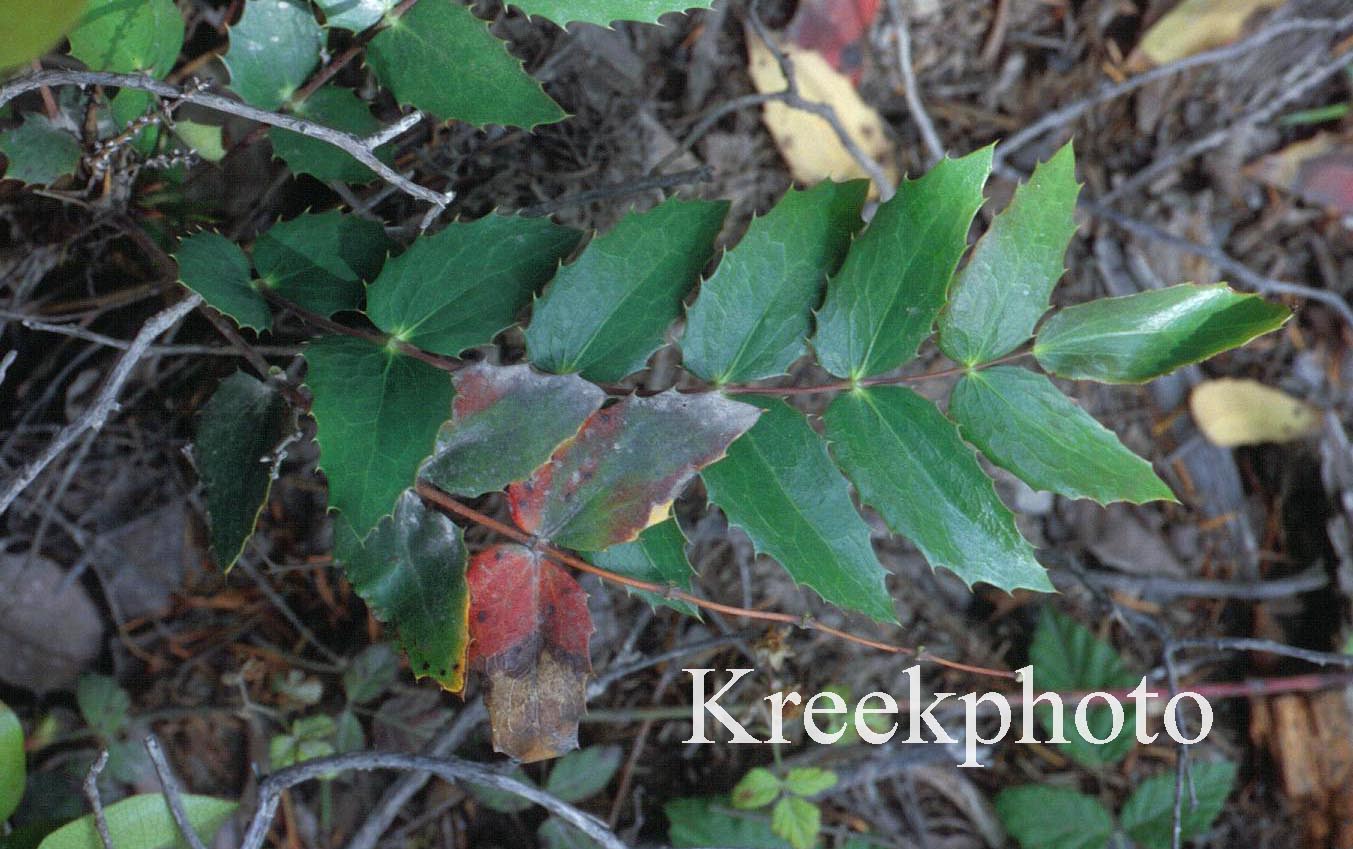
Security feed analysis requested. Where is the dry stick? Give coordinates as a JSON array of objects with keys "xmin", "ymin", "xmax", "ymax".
[
  {"xmin": 83, "ymin": 751, "xmax": 114, "ymax": 849},
  {"xmin": 144, "ymin": 735, "xmax": 209, "ymax": 849},
  {"xmin": 885, "ymin": 0, "xmax": 944, "ymax": 166},
  {"xmin": 414, "ymin": 482, "xmax": 1014, "ymax": 680},
  {"xmin": 2, "ymin": 311, "xmax": 298, "ymax": 358}
]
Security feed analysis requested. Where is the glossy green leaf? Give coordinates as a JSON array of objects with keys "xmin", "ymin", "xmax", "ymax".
[
  {"xmin": 994, "ymin": 785, "xmax": 1113, "ymax": 849},
  {"xmin": 196, "ymin": 372, "xmax": 292, "ymax": 570},
  {"xmin": 67, "ymin": 0, "xmax": 182, "ymax": 76},
  {"xmin": 335, "ymin": 491, "xmax": 469, "ymax": 690},
  {"xmin": 0, "ymin": 115, "xmax": 81, "ymax": 186},
  {"xmin": 172, "ymin": 120, "xmax": 226, "ymax": 162},
  {"xmin": 316, "ymin": 0, "xmax": 395, "ymax": 30},
  {"xmin": 1030, "ymin": 607, "xmax": 1137, "ymax": 766},
  {"xmin": 268, "ymin": 86, "xmax": 392, "ymax": 183},
  {"xmin": 731, "ymin": 768, "xmax": 781, "ymax": 809},
  {"xmin": 938, "ymin": 142, "xmax": 1079, "ymax": 365},
  {"xmin": 0, "ymin": 0, "xmax": 86, "ymax": 69},
  {"xmin": 35, "ymin": 794, "xmax": 237, "ymax": 849},
  {"xmin": 367, "ymin": 215, "xmax": 580, "ymax": 356},
  {"xmin": 367, "ymin": 0, "xmax": 565, "ymax": 127},
  {"xmin": 950, "ymin": 367, "xmax": 1173, "ymax": 505},
  {"xmin": 509, "ymin": 390, "xmax": 760, "ymax": 551},
  {"xmin": 254, "ymin": 210, "xmax": 392, "ymax": 317},
  {"xmin": 588, "ymin": 519, "xmax": 699, "ymax": 616},
  {"xmin": 702, "ymin": 398, "xmax": 894, "ymax": 621},
  {"xmin": 545, "ymin": 745, "xmax": 623, "ymax": 803},
  {"xmin": 0, "ymin": 700, "xmax": 24, "ymax": 823},
  {"xmin": 1034, "ymin": 283, "xmax": 1291, "ymax": 383},
  {"xmin": 224, "ymin": 0, "xmax": 324, "ymax": 110},
  {"xmin": 1120, "ymin": 761, "xmax": 1236, "ymax": 849},
  {"xmin": 421, "ymin": 362, "xmax": 603, "ymax": 497},
  {"xmin": 509, "ymin": 0, "xmax": 713, "ymax": 26},
  {"xmin": 526, "ymin": 197, "xmax": 728, "ymax": 382},
  {"xmin": 305, "ymin": 335, "xmax": 453, "ymax": 537},
  {"xmin": 813, "ymin": 147, "xmax": 993, "ymax": 379},
  {"xmin": 175, "ymin": 232, "xmax": 272, "ymax": 332},
  {"xmin": 770, "ymin": 797, "xmax": 819, "ymax": 849},
  {"xmin": 683, "ymin": 181, "xmax": 866, "ymax": 384},
  {"xmin": 823, "ymin": 387, "xmax": 1050, "ymax": 593}
]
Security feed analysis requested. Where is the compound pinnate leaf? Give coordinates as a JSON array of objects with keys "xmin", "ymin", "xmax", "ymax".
[
  {"xmin": 175, "ymin": 232, "xmax": 272, "ymax": 332},
  {"xmin": 824, "ymin": 387, "xmax": 1051, "ymax": 593},
  {"xmin": 0, "ymin": 114, "xmax": 81, "ymax": 185},
  {"xmin": 367, "ymin": 215, "xmax": 581, "ymax": 356},
  {"xmin": 587, "ymin": 519, "xmax": 699, "ymax": 617},
  {"xmin": 1120, "ymin": 761, "xmax": 1236, "ymax": 849},
  {"xmin": 316, "ymin": 0, "xmax": 396, "ymax": 30},
  {"xmin": 814, "ymin": 146, "xmax": 993, "ymax": 379},
  {"xmin": 422, "ymin": 362, "xmax": 604, "ymax": 497},
  {"xmin": 196, "ymin": 372, "xmax": 292, "ymax": 571},
  {"xmin": 254, "ymin": 210, "xmax": 391, "ymax": 317},
  {"xmin": 938, "ymin": 142, "xmax": 1079, "ymax": 365},
  {"xmin": 367, "ymin": 0, "xmax": 565, "ymax": 128},
  {"xmin": 509, "ymin": 390, "xmax": 760, "ymax": 551},
  {"xmin": 335, "ymin": 490, "xmax": 470, "ymax": 691},
  {"xmin": 950, "ymin": 367, "xmax": 1174, "ymax": 505},
  {"xmin": 35, "ymin": 794, "xmax": 237, "ymax": 849},
  {"xmin": 0, "ymin": 700, "xmax": 23, "ymax": 823},
  {"xmin": 526, "ymin": 197, "xmax": 729, "ymax": 382},
  {"xmin": 305, "ymin": 335, "xmax": 453, "ymax": 537},
  {"xmin": 268, "ymin": 86, "xmax": 393, "ymax": 184},
  {"xmin": 683, "ymin": 180, "xmax": 867, "ymax": 384},
  {"xmin": 224, "ymin": 0, "xmax": 324, "ymax": 110},
  {"xmin": 994, "ymin": 785, "xmax": 1113, "ymax": 849},
  {"xmin": 468, "ymin": 543, "xmax": 592, "ymax": 762},
  {"xmin": 702, "ymin": 397, "xmax": 894, "ymax": 621},
  {"xmin": 67, "ymin": 0, "xmax": 183, "ymax": 76},
  {"xmin": 0, "ymin": 0, "xmax": 86, "ymax": 69},
  {"xmin": 509, "ymin": 0, "xmax": 713, "ymax": 26},
  {"xmin": 1034, "ymin": 283, "xmax": 1291, "ymax": 383}
]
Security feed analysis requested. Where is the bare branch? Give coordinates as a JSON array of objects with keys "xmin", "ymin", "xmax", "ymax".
[
  {"xmin": 144, "ymin": 735, "xmax": 209, "ymax": 849},
  {"xmin": 83, "ymin": 751, "xmax": 114, "ymax": 849},
  {"xmin": 885, "ymin": 0, "xmax": 944, "ymax": 166}
]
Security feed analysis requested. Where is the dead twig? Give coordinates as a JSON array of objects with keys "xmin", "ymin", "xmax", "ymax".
[
  {"xmin": 144, "ymin": 735, "xmax": 209, "ymax": 849},
  {"xmin": 885, "ymin": 0, "xmax": 944, "ymax": 166},
  {"xmin": 83, "ymin": 751, "xmax": 114, "ymax": 849}
]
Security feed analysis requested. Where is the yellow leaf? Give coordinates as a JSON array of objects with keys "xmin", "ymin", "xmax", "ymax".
[
  {"xmin": 746, "ymin": 31, "xmax": 897, "ymax": 197},
  {"xmin": 1129, "ymin": 0, "xmax": 1287, "ymax": 69},
  {"xmin": 1189, "ymin": 378, "xmax": 1318, "ymax": 447}
]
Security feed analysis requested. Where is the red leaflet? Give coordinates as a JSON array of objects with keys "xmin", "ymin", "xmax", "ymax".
[
  {"xmin": 785, "ymin": 0, "xmax": 880, "ymax": 83},
  {"xmin": 467, "ymin": 543, "xmax": 593, "ymax": 762}
]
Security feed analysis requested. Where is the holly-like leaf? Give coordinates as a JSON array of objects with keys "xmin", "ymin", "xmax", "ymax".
[
  {"xmin": 467, "ymin": 543, "xmax": 592, "ymax": 762},
  {"xmin": 224, "ymin": 0, "xmax": 324, "ymax": 110},
  {"xmin": 268, "ymin": 86, "xmax": 393, "ymax": 184},
  {"xmin": 0, "ymin": 700, "xmax": 23, "ymax": 823},
  {"xmin": 0, "ymin": 0, "xmax": 86, "ymax": 69},
  {"xmin": 316, "ymin": 0, "xmax": 396, "ymax": 31},
  {"xmin": 175, "ymin": 232, "xmax": 272, "ymax": 332},
  {"xmin": 67, "ymin": 0, "xmax": 183, "ymax": 76},
  {"xmin": 1034, "ymin": 283, "xmax": 1291, "ymax": 383},
  {"xmin": 508, "ymin": 0, "xmax": 712, "ymax": 26},
  {"xmin": 1119, "ymin": 761, "xmax": 1237, "ymax": 849},
  {"xmin": 938, "ymin": 142, "xmax": 1079, "ymax": 366},
  {"xmin": 335, "ymin": 490, "xmax": 470, "ymax": 690},
  {"xmin": 824, "ymin": 387, "xmax": 1050, "ymax": 593},
  {"xmin": 526, "ymin": 198, "xmax": 728, "ymax": 382},
  {"xmin": 683, "ymin": 180, "xmax": 867, "ymax": 384},
  {"xmin": 196, "ymin": 372, "xmax": 292, "ymax": 571},
  {"xmin": 367, "ymin": 0, "xmax": 565, "ymax": 128},
  {"xmin": 770, "ymin": 796, "xmax": 819, "ymax": 849},
  {"xmin": 0, "ymin": 114, "xmax": 81, "ymax": 186},
  {"xmin": 994, "ymin": 785, "xmax": 1114, "ymax": 849},
  {"xmin": 587, "ymin": 519, "xmax": 699, "ymax": 617},
  {"xmin": 254, "ymin": 210, "xmax": 392, "ymax": 317},
  {"xmin": 813, "ymin": 147, "xmax": 993, "ymax": 379},
  {"xmin": 702, "ymin": 398, "xmax": 893, "ymax": 621},
  {"xmin": 35, "ymin": 794, "xmax": 237, "ymax": 849},
  {"xmin": 421, "ymin": 363, "xmax": 604, "ymax": 497},
  {"xmin": 509, "ymin": 390, "xmax": 760, "ymax": 551},
  {"xmin": 305, "ymin": 336, "xmax": 454, "ymax": 537},
  {"xmin": 950, "ymin": 367, "xmax": 1174, "ymax": 505},
  {"xmin": 366, "ymin": 215, "xmax": 581, "ymax": 356}
]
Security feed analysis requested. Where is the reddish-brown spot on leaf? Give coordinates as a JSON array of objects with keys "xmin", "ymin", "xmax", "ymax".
[
  {"xmin": 786, "ymin": 0, "xmax": 880, "ymax": 83},
  {"xmin": 467, "ymin": 543, "xmax": 592, "ymax": 762}
]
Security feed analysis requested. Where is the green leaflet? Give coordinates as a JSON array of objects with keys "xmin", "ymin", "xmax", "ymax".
[
  {"xmin": 0, "ymin": 0, "xmax": 86, "ymax": 69},
  {"xmin": 315, "ymin": 0, "xmax": 396, "ymax": 31},
  {"xmin": 994, "ymin": 786, "xmax": 1114, "ymax": 849},
  {"xmin": 173, "ymin": 120, "xmax": 226, "ymax": 162},
  {"xmin": 702, "ymin": 398, "xmax": 894, "ymax": 622},
  {"xmin": 526, "ymin": 197, "xmax": 728, "ymax": 382},
  {"xmin": 588, "ymin": 519, "xmax": 700, "ymax": 617},
  {"xmin": 224, "ymin": 0, "xmax": 324, "ymax": 110},
  {"xmin": 366, "ymin": 215, "xmax": 581, "ymax": 356},
  {"xmin": 366, "ymin": 0, "xmax": 565, "ymax": 128},
  {"xmin": 195, "ymin": 373, "xmax": 292, "ymax": 571},
  {"xmin": 814, "ymin": 147, "xmax": 993, "ymax": 379},
  {"xmin": 950, "ymin": 367, "xmax": 1173, "ymax": 505},
  {"xmin": 1120, "ymin": 762, "xmax": 1236, "ymax": 849},
  {"xmin": 770, "ymin": 797, "xmax": 819, "ymax": 849},
  {"xmin": 334, "ymin": 490, "xmax": 470, "ymax": 691},
  {"xmin": 305, "ymin": 335, "xmax": 454, "ymax": 537},
  {"xmin": 175, "ymin": 232, "xmax": 272, "ymax": 332},
  {"xmin": 35, "ymin": 794, "xmax": 237, "ymax": 849},
  {"xmin": 684, "ymin": 180, "xmax": 867, "ymax": 384},
  {"xmin": 823, "ymin": 387, "xmax": 1050, "ymax": 593},
  {"xmin": 731, "ymin": 768, "xmax": 780, "ymax": 809},
  {"xmin": 254, "ymin": 210, "xmax": 392, "ymax": 317},
  {"xmin": 0, "ymin": 700, "xmax": 22, "ymax": 823},
  {"xmin": 508, "ymin": 0, "xmax": 714, "ymax": 27},
  {"xmin": 0, "ymin": 115, "xmax": 81, "ymax": 186},
  {"xmin": 268, "ymin": 86, "xmax": 393, "ymax": 184},
  {"xmin": 421, "ymin": 362, "xmax": 604, "ymax": 497},
  {"xmin": 1034, "ymin": 283, "xmax": 1291, "ymax": 383},
  {"xmin": 67, "ymin": 0, "xmax": 183, "ymax": 76},
  {"xmin": 938, "ymin": 142, "xmax": 1079, "ymax": 365}
]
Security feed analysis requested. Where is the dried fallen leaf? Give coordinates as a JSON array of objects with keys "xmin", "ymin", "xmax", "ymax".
[
  {"xmin": 1189, "ymin": 378, "xmax": 1319, "ymax": 447},
  {"xmin": 1245, "ymin": 132, "xmax": 1353, "ymax": 215},
  {"xmin": 785, "ymin": 0, "xmax": 879, "ymax": 83},
  {"xmin": 746, "ymin": 28, "xmax": 898, "ymax": 196},
  {"xmin": 1128, "ymin": 0, "xmax": 1286, "ymax": 70}
]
